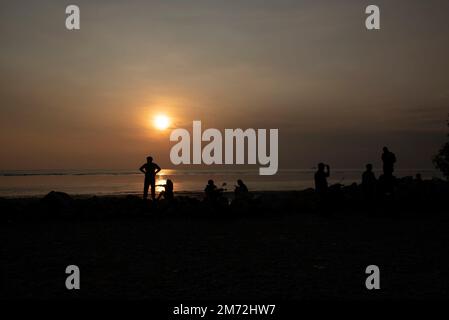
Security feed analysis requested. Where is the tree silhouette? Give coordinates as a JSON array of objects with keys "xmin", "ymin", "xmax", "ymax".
[{"xmin": 433, "ymin": 115, "xmax": 449, "ymax": 180}]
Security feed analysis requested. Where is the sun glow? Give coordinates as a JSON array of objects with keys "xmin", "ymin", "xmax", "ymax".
[{"xmin": 154, "ymin": 114, "xmax": 170, "ymax": 130}]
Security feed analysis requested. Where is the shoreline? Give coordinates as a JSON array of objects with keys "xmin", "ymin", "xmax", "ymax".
[
  {"xmin": 0, "ymin": 189, "xmax": 305, "ymax": 200},
  {"xmin": 1, "ymin": 176, "xmax": 448, "ymax": 222},
  {"xmin": 0, "ymin": 169, "xmax": 443, "ymax": 199}
]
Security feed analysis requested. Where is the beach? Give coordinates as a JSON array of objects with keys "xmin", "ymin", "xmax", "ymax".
[
  {"xmin": 2, "ymin": 206, "xmax": 449, "ymax": 300},
  {"xmin": 2, "ymin": 179, "xmax": 449, "ymax": 300}
]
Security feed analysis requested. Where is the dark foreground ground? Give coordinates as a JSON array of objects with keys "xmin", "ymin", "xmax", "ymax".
[
  {"xmin": 1, "ymin": 177, "xmax": 449, "ymax": 300},
  {"xmin": 2, "ymin": 204, "xmax": 449, "ymax": 300}
]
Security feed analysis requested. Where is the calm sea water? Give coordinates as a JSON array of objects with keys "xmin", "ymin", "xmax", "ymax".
[{"xmin": 0, "ymin": 169, "xmax": 440, "ymax": 197}]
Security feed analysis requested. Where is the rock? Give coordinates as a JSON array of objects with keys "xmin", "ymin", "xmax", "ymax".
[{"xmin": 41, "ymin": 191, "xmax": 75, "ymax": 217}]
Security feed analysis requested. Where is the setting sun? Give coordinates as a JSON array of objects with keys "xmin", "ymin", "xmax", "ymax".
[{"xmin": 154, "ymin": 115, "xmax": 170, "ymax": 130}]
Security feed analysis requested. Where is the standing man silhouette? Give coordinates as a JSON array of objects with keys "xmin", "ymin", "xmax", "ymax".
[
  {"xmin": 314, "ymin": 163, "xmax": 330, "ymax": 194},
  {"xmin": 139, "ymin": 156, "xmax": 161, "ymax": 200},
  {"xmin": 314, "ymin": 163, "xmax": 330, "ymax": 213}
]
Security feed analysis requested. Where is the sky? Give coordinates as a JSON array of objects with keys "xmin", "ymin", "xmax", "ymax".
[{"xmin": 0, "ymin": 0, "xmax": 448, "ymax": 171}]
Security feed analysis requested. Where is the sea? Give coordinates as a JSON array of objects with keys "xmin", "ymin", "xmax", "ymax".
[{"xmin": 0, "ymin": 169, "xmax": 441, "ymax": 197}]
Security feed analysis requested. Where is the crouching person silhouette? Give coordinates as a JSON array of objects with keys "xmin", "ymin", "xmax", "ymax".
[
  {"xmin": 234, "ymin": 179, "xmax": 249, "ymax": 200},
  {"xmin": 204, "ymin": 179, "xmax": 228, "ymax": 208},
  {"xmin": 157, "ymin": 179, "xmax": 174, "ymax": 201},
  {"xmin": 139, "ymin": 156, "xmax": 161, "ymax": 200},
  {"xmin": 362, "ymin": 163, "xmax": 377, "ymax": 202},
  {"xmin": 204, "ymin": 179, "xmax": 225, "ymax": 201}
]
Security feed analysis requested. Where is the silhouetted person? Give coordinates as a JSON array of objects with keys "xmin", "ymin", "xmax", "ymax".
[
  {"xmin": 204, "ymin": 179, "xmax": 224, "ymax": 201},
  {"xmin": 234, "ymin": 179, "xmax": 249, "ymax": 200},
  {"xmin": 382, "ymin": 147, "xmax": 396, "ymax": 176},
  {"xmin": 157, "ymin": 179, "xmax": 174, "ymax": 201},
  {"xmin": 362, "ymin": 163, "xmax": 377, "ymax": 200},
  {"xmin": 314, "ymin": 163, "xmax": 331, "ymax": 214},
  {"xmin": 139, "ymin": 156, "xmax": 161, "ymax": 200},
  {"xmin": 314, "ymin": 163, "xmax": 330, "ymax": 193}
]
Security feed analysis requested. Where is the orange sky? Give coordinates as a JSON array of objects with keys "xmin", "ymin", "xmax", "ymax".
[{"xmin": 1, "ymin": 0, "xmax": 448, "ymax": 170}]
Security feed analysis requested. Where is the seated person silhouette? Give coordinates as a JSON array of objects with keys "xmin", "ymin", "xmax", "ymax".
[
  {"xmin": 314, "ymin": 163, "xmax": 330, "ymax": 193},
  {"xmin": 382, "ymin": 147, "xmax": 396, "ymax": 176},
  {"xmin": 157, "ymin": 179, "xmax": 174, "ymax": 201},
  {"xmin": 139, "ymin": 156, "xmax": 161, "ymax": 200},
  {"xmin": 204, "ymin": 179, "xmax": 224, "ymax": 201},
  {"xmin": 362, "ymin": 163, "xmax": 377, "ymax": 200},
  {"xmin": 234, "ymin": 179, "xmax": 249, "ymax": 200}
]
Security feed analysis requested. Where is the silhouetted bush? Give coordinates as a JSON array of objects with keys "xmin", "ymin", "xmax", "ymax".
[{"xmin": 433, "ymin": 115, "xmax": 449, "ymax": 180}]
